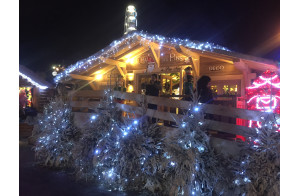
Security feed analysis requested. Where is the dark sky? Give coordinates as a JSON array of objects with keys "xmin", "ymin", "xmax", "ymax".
[{"xmin": 20, "ymin": 0, "xmax": 280, "ymax": 81}]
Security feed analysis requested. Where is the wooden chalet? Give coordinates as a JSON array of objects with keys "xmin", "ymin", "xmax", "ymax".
[{"xmin": 55, "ymin": 32, "xmax": 279, "ymax": 110}]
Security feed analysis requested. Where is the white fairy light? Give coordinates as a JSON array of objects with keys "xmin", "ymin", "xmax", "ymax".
[
  {"xmin": 54, "ymin": 31, "xmax": 230, "ymax": 83},
  {"xmin": 94, "ymin": 149, "xmax": 100, "ymax": 155},
  {"xmin": 19, "ymin": 72, "xmax": 48, "ymax": 89}
]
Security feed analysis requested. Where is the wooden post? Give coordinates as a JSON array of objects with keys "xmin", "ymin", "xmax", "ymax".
[{"xmin": 179, "ymin": 67, "xmax": 183, "ymax": 95}]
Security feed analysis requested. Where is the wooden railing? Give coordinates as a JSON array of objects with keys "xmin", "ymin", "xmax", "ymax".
[{"xmin": 69, "ymin": 90, "xmax": 280, "ymax": 141}]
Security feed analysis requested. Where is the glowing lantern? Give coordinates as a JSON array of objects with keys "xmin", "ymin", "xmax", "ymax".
[{"xmin": 95, "ymin": 74, "xmax": 103, "ymax": 80}]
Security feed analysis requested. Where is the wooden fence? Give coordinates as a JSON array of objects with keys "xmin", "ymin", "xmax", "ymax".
[{"xmin": 69, "ymin": 90, "xmax": 280, "ymax": 142}]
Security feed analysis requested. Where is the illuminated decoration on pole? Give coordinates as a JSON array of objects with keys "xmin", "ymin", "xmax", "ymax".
[
  {"xmin": 54, "ymin": 31, "xmax": 230, "ymax": 83},
  {"xmin": 19, "ymin": 72, "xmax": 48, "ymax": 89},
  {"xmin": 246, "ymin": 70, "xmax": 280, "ymax": 128},
  {"xmin": 124, "ymin": 5, "xmax": 137, "ymax": 35}
]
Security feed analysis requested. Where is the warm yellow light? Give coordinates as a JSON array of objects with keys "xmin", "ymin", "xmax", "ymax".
[
  {"xmin": 95, "ymin": 74, "xmax": 103, "ymax": 80},
  {"xmin": 127, "ymin": 73, "xmax": 134, "ymax": 81},
  {"xmin": 125, "ymin": 57, "xmax": 135, "ymax": 64},
  {"xmin": 94, "ymin": 70, "xmax": 101, "ymax": 75},
  {"xmin": 128, "ymin": 85, "xmax": 134, "ymax": 92}
]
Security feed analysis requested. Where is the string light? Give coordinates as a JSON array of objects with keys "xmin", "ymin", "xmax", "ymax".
[
  {"xmin": 54, "ymin": 31, "xmax": 230, "ymax": 83},
  {"xmin": 19, "ymin": 72, "xmax": 48, "ymax": 89}
]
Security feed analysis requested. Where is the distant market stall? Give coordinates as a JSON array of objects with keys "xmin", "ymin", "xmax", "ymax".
[{"xmin": 19, "ymin": 64, "xmax": 53, "ymax": 113}]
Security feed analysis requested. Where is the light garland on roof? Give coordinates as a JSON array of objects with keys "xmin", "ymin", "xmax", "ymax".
[
  {"xmin": 19, "ymin": 72, "xmax": 48, "ymax": 89},
  {"xmin": 54, "ymin": 31, "xmax": 230, "ymax": 83}
]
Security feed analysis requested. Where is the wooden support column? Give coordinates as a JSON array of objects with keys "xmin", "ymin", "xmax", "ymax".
[
  {"xmin": 89, "ymin": 81, "xmax": 98, "ymax": 90},
  {"xmin": 233, "ymin": 60, "xmax": 252, "ymax": 97},
  {"xmin": 179, "ymin": 67, "xmax": 183, "ymax": 95},
  {"xmin": 116, "ymin": 64, "xmax": 125, "ymax": 78}
]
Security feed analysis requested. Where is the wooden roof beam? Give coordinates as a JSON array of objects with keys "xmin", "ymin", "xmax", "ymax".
[
  {"xmin": 149, "ymin": 42, "xmax": 160, "ymax": 67},
  {"xmin": 199, "ymin": 53, "xmax": 234, "ymax": 64},
  {"xmin": 125, "ymin": 46, "xmax": 149, "ymax": 59},
  {"xmin": 100, "ymin": 57, "xmax": 126, "ymax": 68},
  {"xmin": 177, "ymin": 45, "xmax": 234, "ymax": 65},
  {"xmin": 91, "ymin": 64, "xmax": 116, "ymax": 76},
  {"xmin": 116, "ymin": 64, "xmax": 125, "ymax": 78},
  {"xmin": 89, "ymin": 81, "xmax": 98, "ymax": 90},
  {"xmin": 69, "ymin": 74, "xmax": 94, "ymax": 81},
  {"xmin": 151, "ymin": 42, "xmax": 175, "ymax": 50},
  {"xmin": 111, "ymin": 36, "xmax": 142, "ymax": 58},
  {"xmin": 176, "ymin": 45, "xmax": 200, "ymax": 77}
]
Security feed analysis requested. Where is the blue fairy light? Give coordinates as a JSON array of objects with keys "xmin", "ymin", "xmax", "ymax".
[
  {"xmin": 91, "ymin": 115, "xmax": 97, "ymax": 120},
  {"xmin": 95, "ymin": 149, "xmax": 100, "ymax": 155},
  {"xmin": 197, "ymin": 146, "xmax": 205, "ymax": 153},
  {"xmin": 244, "ymin": 177, "xmax": 251, "ymax": 182},
  {"xmin": 133, "ymin": 120, "xmax": 138, "ymax": 125},
  {"xmin": 194, "ymin": 106, "xmax": 199, "ymax": 112},
  {"xmin": 234, "ymin": 179, "xmax": 240, "ymax": 185}
]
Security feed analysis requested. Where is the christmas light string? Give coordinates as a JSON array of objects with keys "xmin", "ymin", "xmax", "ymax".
[
  {"xmin": 54, "ymin": 31, "xmax": 230, "ymax": 83},
  {"xmin": 19, "ymin": 72, "xmax": 48, "ymax": 89}
]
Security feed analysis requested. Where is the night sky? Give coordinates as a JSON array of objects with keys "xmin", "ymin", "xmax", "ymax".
[{"xmin": 20, "ymin": 0, "xmax": 280, "ymax": 82}]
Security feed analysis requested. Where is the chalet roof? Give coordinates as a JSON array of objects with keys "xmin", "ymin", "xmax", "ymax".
[
  {"xmin": 54, "ymin": 31, "xmax": 279, "ymax": 83},
  {"xmin": 19, "ymin": 64, "xmax": 53, "ymax": 89}
]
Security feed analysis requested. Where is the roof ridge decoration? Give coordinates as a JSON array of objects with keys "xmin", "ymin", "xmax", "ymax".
[
  {"xmin": 54, "ymin": 31, "xmax": 231, "ymax": 83},
  {"xmin": 19, "ymin": 64, "xmax": 50, "ymax": 89}
]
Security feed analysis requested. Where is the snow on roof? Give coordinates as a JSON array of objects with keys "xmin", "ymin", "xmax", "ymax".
[
  {"xmin": 19, "ymin": 64, "xmax": 52, "ymax": 89},
  {"xmin": 54, "ymin": 31, "xmax": 279, "ymax": 83}
]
